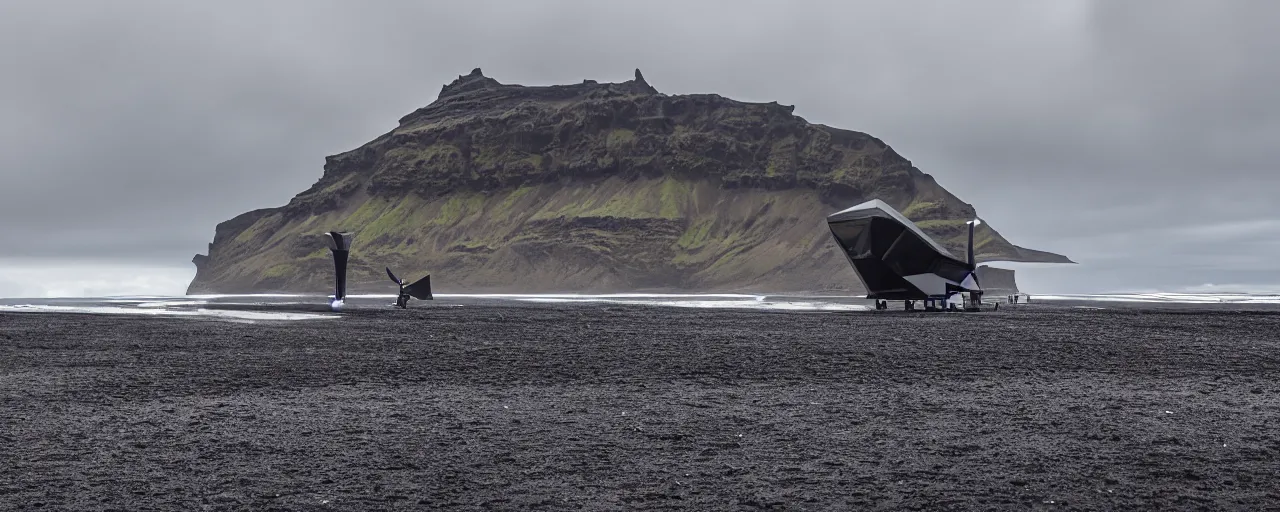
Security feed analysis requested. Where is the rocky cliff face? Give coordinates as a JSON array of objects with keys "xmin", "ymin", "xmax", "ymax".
[{"xmin": 187, "ymin": 68, "xmax": 1071, "ymax": 295}]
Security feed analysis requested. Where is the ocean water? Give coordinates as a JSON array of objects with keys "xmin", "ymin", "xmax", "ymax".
[
  {"xmin": 1, "ymin": 291, "xmax": 1279, "ymax": 322},
  {"xmin": 1031, "ymin": 292, "xmax": 1280, "ymax": 305},
  {"xmin": 0, "ymin": 293, "xmax": 872, "ymax": 321},
  {"xmin": 0, "ymin": 297, "xmax": 338, "ymax": 322}
]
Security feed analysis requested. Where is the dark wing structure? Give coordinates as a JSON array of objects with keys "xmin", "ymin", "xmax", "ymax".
[
  {"xmin": 387, "ymin": 266, "xmax": 433, "ymax": 305},
  {"xmin": 826, "ymin": 199, "xmax": 980, "ymax": 301},
  {"xmin": 403, "ymin": 275, "xmax": 433, "ymax": 300}
]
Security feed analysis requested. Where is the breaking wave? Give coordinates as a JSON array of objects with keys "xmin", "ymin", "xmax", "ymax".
[
  {"xmin": 0, "ymin": 303, "xmax": 336, "ymax": 321},
  {"xmin": 1033, "ymin": 293, "xmax": 1280, "ymax": 305}
]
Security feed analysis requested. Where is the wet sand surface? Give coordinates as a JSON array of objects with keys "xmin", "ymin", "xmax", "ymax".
[{"xmin": 2, "ymin": 303, "xmax": 1280, "ymax": 510}]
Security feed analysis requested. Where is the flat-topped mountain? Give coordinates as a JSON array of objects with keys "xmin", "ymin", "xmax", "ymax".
[{"xmin": 187, "ymin": 68, "xmax": 1070, "ymax": 295}]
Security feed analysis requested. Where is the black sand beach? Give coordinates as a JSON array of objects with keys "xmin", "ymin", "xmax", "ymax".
[{"xmin": 3, "ymin": 302, "xmax": 1280, "ymax": 510}]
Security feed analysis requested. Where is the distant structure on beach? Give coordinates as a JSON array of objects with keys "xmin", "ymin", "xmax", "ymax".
[
  {"xmin": 386, "ymin": 267, "xmax": 433, "ymax": 308},
  {"xmin": 826, "ymin": 199, "xmax": 985, "ymax": 311},
  {"xmin": 322, "ymin": 230, "xmax": 437, "ymax": 311},
  {"xmin": 975, "ymin": 265, "xmax": 1019, "ymax": 297},
  {"xmin": 324, "ymin": 231, "xmax": 354, "ymax": 311}
]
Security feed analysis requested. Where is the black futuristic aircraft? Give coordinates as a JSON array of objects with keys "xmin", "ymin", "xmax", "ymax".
[
  {"xmin": 826, "ymin": 199, "xmax": 984, "ymax": 311},
  {"xmin": 386, "ymin": 267, "xmax": 433, "ymax": 308}
]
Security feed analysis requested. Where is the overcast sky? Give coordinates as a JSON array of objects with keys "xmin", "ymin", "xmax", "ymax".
[{"xmin": 1, "ymin": 0, "xmax": 1278, "ymax": 296}]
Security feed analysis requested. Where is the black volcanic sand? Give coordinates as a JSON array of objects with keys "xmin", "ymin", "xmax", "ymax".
[{"xmin": 3, "ymin": 304, "xmax": 1280, "ymax": 510}]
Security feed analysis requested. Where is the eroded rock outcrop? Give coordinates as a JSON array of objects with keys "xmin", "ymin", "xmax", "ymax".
[{"xmin": 188, "ymin": 69, "xmax": 1070, "ymax": 294}]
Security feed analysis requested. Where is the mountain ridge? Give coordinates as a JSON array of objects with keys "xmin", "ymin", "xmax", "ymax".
[{"xmin": 187, "ymin": 68, "xmax": 1071, "ymax": 295}]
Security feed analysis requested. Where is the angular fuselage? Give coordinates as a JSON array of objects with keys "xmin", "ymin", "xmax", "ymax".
[{"xmin": 826, "ymin": 200, "xmax": 980, "ymax": 300}]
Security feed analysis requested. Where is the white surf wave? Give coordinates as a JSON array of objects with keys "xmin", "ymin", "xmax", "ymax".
[
  {"xmin": 135, "ymin": 300, "xmax": 210, "ymax": 308},
  {"xmin": 1033, "ymin": 293, "xmax": 1280, "ymax": 305},
  {"xmin": 7, "ymin": 292, "xmax": 1276, "ymax": 318},
  {"xmin": 510, "ymin": 296, "xmax": 866, "ymax": 311},
  {"xmin": 183, "ymin": 293, "xmax": 315, "ymax": 299},
  {"xmin": 115, "ymin": 293, "xmax": 861, "ymax": 311},
  {"xmin": 0, "ymin": 304, "xmax": 337, "ymax": 321},
  {"xmin": 348, "ymin": 292, "xmax": 769, "ymax": 300}
]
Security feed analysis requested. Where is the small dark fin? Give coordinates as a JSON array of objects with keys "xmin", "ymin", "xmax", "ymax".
[
  {"xmin": 405, "ymin": 275, "xmax": 433, "ymax": 300},
  {"xmin": 386, "ymin": 267, "xmax": 402, "ymax": 285}
]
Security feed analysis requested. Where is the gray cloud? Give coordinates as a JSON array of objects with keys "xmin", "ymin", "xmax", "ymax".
[{"xmin": 1, "ymin": 0, "xmax": 1277, "ymax": 294}]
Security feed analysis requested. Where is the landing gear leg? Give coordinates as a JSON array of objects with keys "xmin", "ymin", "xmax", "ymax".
[{"xmin": 395, "ymin": 286, "xmax": 410, "ymax": 309}]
